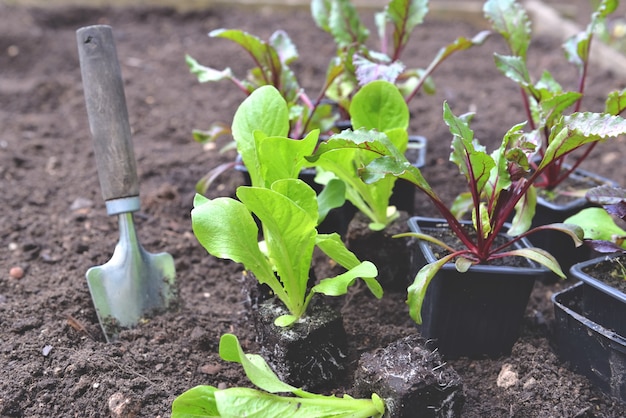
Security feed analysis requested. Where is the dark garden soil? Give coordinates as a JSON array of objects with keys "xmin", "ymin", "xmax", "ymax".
[{"xmin": 3, "ymin": 1, "xmax": 626, "ymax": 417}]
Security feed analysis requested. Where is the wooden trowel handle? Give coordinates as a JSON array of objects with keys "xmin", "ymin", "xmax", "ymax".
[{"xmin": 77, "ymin": 25, "xmax": 139, "ymax": 210}]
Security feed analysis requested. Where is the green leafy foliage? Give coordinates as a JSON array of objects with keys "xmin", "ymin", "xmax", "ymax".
[
  {"xmin": 312, "ymin": 94, "xmax": 626, "ymax": 323},
  {"xmin": 306, "ymin": 81, "xmax": 408, "ymax": 230},
  {"xmin": 311, "ymin": 0, "xmax": 489, "ymax": 111},
  {"xmin": 172, "ymin": 334, "xmax": 385, "ymax": 418},
  {"xmin": 484, "ymin": 0, "xmax": 625, "ymax": 191},
  {"xmin": 565, "ymin": 185, "xmax": 626, "ymax": 254},
  {"xmin": 191, "ymin": 87, "xmax": 381, "ymax": 326}
]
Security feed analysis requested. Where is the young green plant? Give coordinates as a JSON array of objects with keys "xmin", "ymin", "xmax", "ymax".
[
  {"xmin": 484, "ymin": 0, "xmax": 626, "ymax": 193},
  {"xmin": 191, "ymin": 86, "xmax": 382, "ymax": 327},
  {"xmin": 309, "ymin": 80, "xmax": 411, "ymax": 230},
  {"xmin": 309, "ymin": 88, "xmax": 626, "ymax": 323},
  {"xmin": 311, "ymin": 0, "xmax": 489, "ymax": 115},
  {"xmin": 565, "ymin": 184, "xmax": 626, "ymax": 253},
  {"xmin": 172, "ymin": 334, "xmax": 385, "ymax": 418},
  {"xmin": 187, "ymin": 0, "xmax": 488, "ymax": 193}
]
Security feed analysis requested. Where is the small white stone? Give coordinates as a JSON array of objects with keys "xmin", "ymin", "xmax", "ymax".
[{"xmin": 496, "ymin": 363, "xmax": 518, "ymax": 389}]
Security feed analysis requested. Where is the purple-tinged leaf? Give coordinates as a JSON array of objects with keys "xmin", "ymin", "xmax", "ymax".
[
  {"xmin": 586, "ymin": 239, "xmax": 626, "ymax": 254},
  {"xmin": 353, "ymin": 54, "xmax": 406, "ymax": 85},
  {"xmin": 604, "ymin": 203, "xmax": 626, "ymax": 220},
  {"xmin": 446, "ymin": 103, "xmax": 494, "ymax": 196},
  {"xmin": 586, "ymin": 185, "xmax": 626, "ymax": 205}
]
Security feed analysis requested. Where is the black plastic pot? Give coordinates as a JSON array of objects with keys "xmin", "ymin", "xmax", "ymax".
[
  {"xmin": 529, "ymin": 167, "xmax": 618, "ymax": 276},
  {"xmin": 236, "ymin": 135, "xmax": 427, "ymax": 235},
  {"xmin": 552, "ymin": 282, "xmax": 626, "ymax": 403},
  {"xmin": 408, "ymin": 216, "xmax": 547, "ymax": 359},
  {"xmin": 569, "ymin": 253, "xmax": 626, "ymax": 337}
]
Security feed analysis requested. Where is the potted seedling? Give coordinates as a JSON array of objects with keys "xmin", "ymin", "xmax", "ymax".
[
  {"xmin": 553, "ymin": 185, "xmax": 626, "ymax": 402},
  {"xmin": 483, "ymin": 0, "xmax": 626, "ymax": 271},
  {"xmin": 186, "ymin": 0, "xmax": 487, "ymax": 211},
  {"xmin": 309, "ymin": 86, "xmax": 626, "ymax": 357},
  {"xmin": 191, "ymin": 86, "xmax": 382, "ymax": 389},
  {"xmin": 309, "ymin": 80, "xmax": 417, "ymax": 290},
  {"xmin": 172, "ymin": 334, "xmax": 386, "ymax": 417}
]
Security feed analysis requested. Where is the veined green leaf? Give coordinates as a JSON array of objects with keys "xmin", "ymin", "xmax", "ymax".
[
  {"xmin": 508, "ymin": 184, "xmax": 536, "ymax": 236},
  {"xmin": 350, "ymin": 80, "xmax": 409, "ymax": 131},
  {"xmin": 538, "ymin": 112, "xmax": 626, "ymax": 171},
  {"xmin": 605, "ymin": 88, "xmax": 626, "ymax": 116},
  {"xmin": 484, "ymin": 0, "xmax": 531, "ymax": 58},
  {"xmin": 191, "ymin": 196, "xmax": 279, "ymax": 293},
  {"xmin": 256, "ymin": 129, "xmax": 318, "ymax": 187},
  {"xmin": 446, "ymin": 103, "xmax": 494, "ymax": 196},
  {"xmin": 313, "ymin": 0, "xmax": 369, "ymax": 48},
  {"xmin": 210, "ymin": 29, "xmax": 282, "ymax": 85},
  {"xmin": 563, "ymin": 0, "xmax": 617, "ymax": 70},
  {"xmin": 493, "ymin": 54, "xmax": 533, "ymax": 91},
  {"xmin": 219, "ymin": 334, "xmax": 297, "ymax": 394},
  {"xmin": 232, "ymin": 86, "xmax": 290, "ymax": 187},
  {"xmin": 186, "ymin": 54, "xmax": 234, "ymax": 83},
  {"xmin": 565, "ymin": 208, "xmax": 626, "ymax": 249},
  {"xmin": 313, "ymin": 261, "xmax": 381, "ymax": 298},
  {"xmin": 384, "ymin": 0, "xmax": 428, "ymax": 52},
  {"xmin": 424, "ymin": 31, "xmax": 491, "ymax": 77},
  {"xmin": 237, "ymin": 183, "xmax": 317, "ymax": 317},
  {"xmin": 172, "ymin": 385, "xmax": 220, "ymax": 418},
  {"xmin": 407, "ymin": 253, "xmax": 457, "ymax": 324},
  {"xmin": 269, "ymin": 30, "xmax": 298, "ymax": 64},
  {"xmin": 504, "ymin": 247, "xmax": 565, "ymax": 278},
  {"xmin": 316, "ymin": 178, "xmax": 346, "ymax": 224}
]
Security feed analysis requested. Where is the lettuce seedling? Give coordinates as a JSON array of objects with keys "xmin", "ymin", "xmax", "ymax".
[
  {"xmin": 565, "ymin": 185, "xmax": 626, "ymax": 253},
  {"xmin": 172, "ymin": 334, "xmax": 385, "ymax": 418},
  {"xmin": 310, "ymin": 80, "xmax": 410, "ymax": 230},
  {"xmin": 484, "ymin": 0, "xmax": 626, "ymax": 193},
  {"xmin": 311, "ymin": 0, "xmax": 489, "ymax": 115},
  {"xmin": 192, "ymin": 181, "xmax": 381, "ymax": 327},
  {"xmin": 309, "ymin": 94, "xmax": 626, "ymax": 323},
  {"xmin": 192, "ymin": 86, "xmax": 382, "ymax": 327}
]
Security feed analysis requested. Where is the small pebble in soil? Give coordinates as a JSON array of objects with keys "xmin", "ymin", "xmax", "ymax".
[
  {"xmin": 496, "ymin": 363, "xmax": 519, "ymax": 389},
  {"xmin": 9, "ymin": 266, "xmax": 24, "ymax": 279},
  {"xmin": 108, "ymin": 392, "xmax": 141, "ymax": 418}
]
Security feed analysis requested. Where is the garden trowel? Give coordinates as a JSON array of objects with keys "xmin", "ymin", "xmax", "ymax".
[{"xmin": 77, "ymin": 25, "xmax": 176, "ymax": 342}]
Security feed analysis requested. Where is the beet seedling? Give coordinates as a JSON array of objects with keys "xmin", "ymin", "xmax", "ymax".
[
  {"xmin": 309, "ymin": 83, "xmax": 626, "ymax": 323},
  {"xmin": 484, "ymin": 0, "xmax": 626, "ymax": 194}
]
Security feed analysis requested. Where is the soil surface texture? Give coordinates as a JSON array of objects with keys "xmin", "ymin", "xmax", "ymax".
[{"xmin": 2, "ymin": 1, "xmax": 626, "ymax": 417}]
